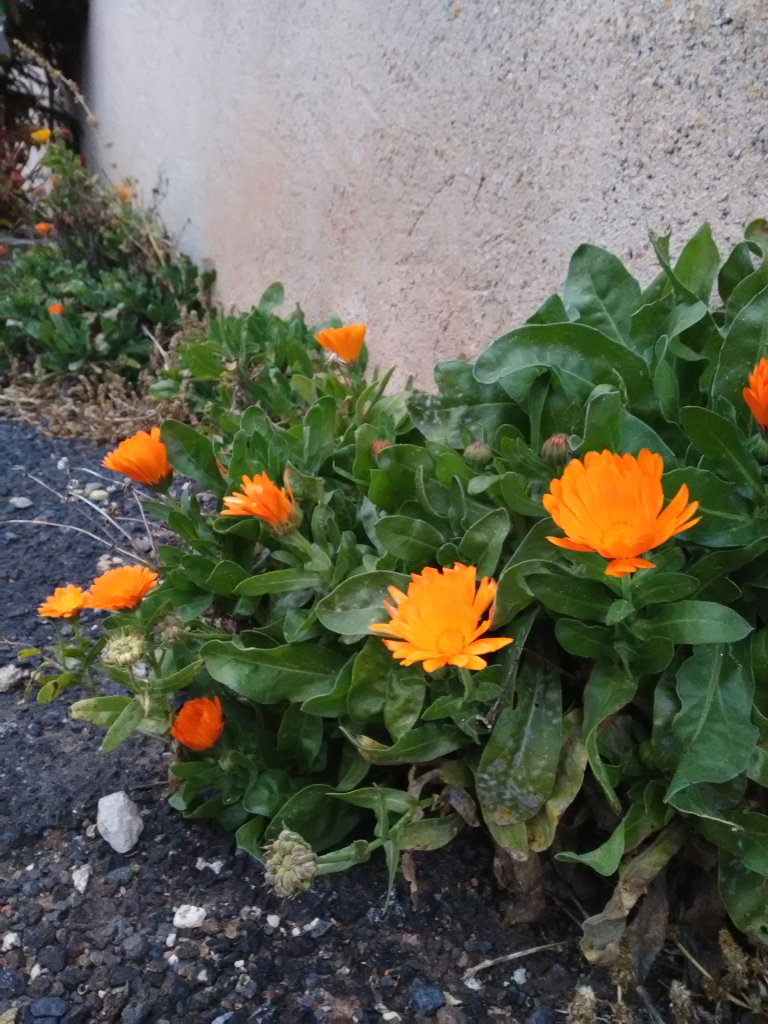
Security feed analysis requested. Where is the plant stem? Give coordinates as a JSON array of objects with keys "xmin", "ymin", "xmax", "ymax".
[{"xmin": 458, "ymin": 667, "xmax": 475, "ymax": 702}]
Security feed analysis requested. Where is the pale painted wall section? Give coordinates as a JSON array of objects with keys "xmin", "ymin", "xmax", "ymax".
[{"xmin": 84, "ymin": 0, "xmax": 768, "ymax": 385}]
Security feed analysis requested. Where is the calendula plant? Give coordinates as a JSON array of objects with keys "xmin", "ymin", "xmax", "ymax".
[{"xmin": 31, "ymin": 222, "xmax": 768, "ymax": 962}]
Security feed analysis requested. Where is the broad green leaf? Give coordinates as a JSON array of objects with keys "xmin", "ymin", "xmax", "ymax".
[
  {"xmin": 667, "ymin": 643, "xmax": 758, "ymax": 798},
  {"xmin": 718, "ymin": 241, "xmax": 758, "ymax": 304},
  {"xmin": 582, "ymin": 663, "xmax": 637, "ymax": 812},
  {"xmin": 346, "ymin": 638, "xmax": 424, "ymax": 740},
  {"xmin": 235, "ymin": 817, "xmax": 265, "ymax": 859},
  {"xmin": 527, "ymin": 571, "xmax": 612, "ymax": 622},
  {"xmin": 719, "ymin": 854, "xmax": 768, "ymax": 946},
  {"xmin": 333, "ymin": 787, "xmax": 417, "ymax": 814},
  {"xmin": 663, "ymin": 467, "xmax": 765, "ymax": 548},
  {"xmin": 303, "ymin": 396, "xmax": 337, "ymax": 474},
  {"xmin": 277, "ymin": 706, "xmax": 324, "ymax": 772},
  {"xmin": 475, "ymin": 661, "xmax": 561, "ymax": 826},
  {"xmin": 689, "ymin": 539, "xmax": 768, "ymax": 591},
  {"xmin": 384, "ymin": 673, "xmax": 426, "ymax": 742},
  {"xmin": 101, "ymin": 697, "xmax": 145, "ymax": 752},
  {"xmin": 698, "ymin": 811, "xmax": 768, "ymax": 876},
  {"xmin": 398, "ymin": 814, "xmax": 464, "ymax": 851},
  {"xmin": 161, "ymin": 419, "xmax": 226, "ymax": 494},
  {"xmin": 235, "ymin": 569, "xmax": 323, "ymax": 597},
  {"xmin": 375, "ymin": 515, "xmax": 444, "ymax": 563},
  {"xmin": 258, "ymin": 281, "xmax": 284, "ymax": 311},
  {"xmin": 316, "ymin": 571, "xmax": 409, "ymax": 635},
  {"xmin": 262, "ymin": 785, "xmax": 360, "ymax": 853},
  {"xmin": 459, "ymin": 508, "xmax": 509, "ymax": 578},
  {"xmin": 673, "ymin": 222, "xmax": 720, "ymax": 304},
  {"xmin": 301, "ymin": 657, "xmax": 354, "ymax": 717},
  {"xmin": 243, "ymin": 769, "xmax": 297, "ymax": 817},
  {"xmin": 500, "ymin": 472, "xmax": 545, "ymax": 517},
  {"xmin": 203, "ymin": 640, "xmax": 345, "ymax": 703},
  {"xmin": 344, "ymin": 723, "xmax": 468, "ymax": 765},
  {"xmin": 582, "ymin": 387, "xmax": 621, "ymax": 453},
  {"xmin": 632, "ymin": 572, "xmax": 699, "ymax": 608},
  {"xmin": 153, "ymin": 659, "xmax": 204, "ymax": 694},
  {"xmin": 555, "ymin": 619, "xmax": 613, "ymax": 660},
  {"xmin": 526, "ymin": 710, "xmax": 587, "ymax": 852},
  {"xmin": 680, "ymin": 406, "xmax": 763, "ymax": 492},
  {"xmin": 206, "ymin": 560, "xmax": 250, "ymax": 595},
  {"xmin": 474, "ymin": 322, "xmax": 654, "ymax": 412},
  {"xmin": 634, "ymin": 601, "xmax": 752, "ymax": 645},
  {"xmin": 69, "ymin": 695, "xmax": 132, "ymax": 728},
  {"xmin": 562, "ymin": 244, "xmax": 641, "ymax": 346},
  {"xmin": 712, "ymin": 284, "xmax": 768, "ymax": 420}
]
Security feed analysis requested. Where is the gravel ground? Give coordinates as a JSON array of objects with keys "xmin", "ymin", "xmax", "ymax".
[{"xmin": 0, "ymin": 419, "xmax": 738, "ymax": 1024}]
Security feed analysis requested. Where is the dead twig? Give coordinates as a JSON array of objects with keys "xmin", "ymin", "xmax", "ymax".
[
  {"xmin": 674, "ymin": 941, "xmax": 755, "ymax": 1012},
  {"xmin": 463, "ymin": 939, "xmax": 572, "ymax": 981},
  {"xmin": 4, "ymin": 520, "xmax": 142, "ymax": 564}
]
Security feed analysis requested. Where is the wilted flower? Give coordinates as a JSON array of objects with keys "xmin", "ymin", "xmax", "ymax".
[
  {"xmin": 153, "ymin": 612, "xmax": 186, "ymax": 647},
  {"xmin": 170, "ymin": 696, "xmax": 224, "ymax": 751},
  {"xmin": 34, "ymin": 222, "xmax": 53, "ymax": 235},
  {"xmin": 541, "ymin": 433, "xmax": 573, "ymax": 467},
  {"xmin": 38, "ymin": 584, "xmax": 86, "ymax": 619},
  {"xmin": 463, "ymin": 440, "xmax": 492, "ymax": 467},
  {"xmin": 47, "ymin": 302, "xmax": 63, "ymax": 315},
  {"xmin": 744, "ymin": 357, "xmax": 768, "ymax": 434},
  {"xmin": 370, "ymin": 563, "xmax": 513, "ymax": 672},
  {"xmin": 263, "ymin": 828, "xmax": 318, "ymax": 897},
  {"xmin": 370, "ymin": 439, "xmax": 392, "ymax": 458},
  {"xmin": 543, "ymin": 449, "xmax": 700, "ymax": 578},
  {"xmin": 102, "ymin": 630, "xmax": 144, "ymax": 667},
  {"xmin": 221, "ymin": 472, "xmax": 301, "ymax": 536},
  {"xmin": 85, "ymin": 565, "xmax": 158, "ymax": 610},
  {"xmin": 315, "ymin": 323, "xmax": 366, "ymax": 362},
  {"xmin": 30, "ymin": 128, "xmax": 51, "ymax": 145},
  {"xmin": 102, "ymin": 427, "xmax": 172, "ymax": 488}
]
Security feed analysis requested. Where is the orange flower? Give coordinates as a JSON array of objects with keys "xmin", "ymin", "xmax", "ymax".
[
  {"xmin": 171, "ymin": 696, "xmax": 224, "ymax": 751},
  {"xmin": 103, "ymin": 427, "xmax": 171, "ymax": 488},
  {"xmin": 35, "ymin": 222, "xmax": 53, "ymax": 235},
  {"xmin": 114, "ymin": 185, "xmax": 132, "ymax": 202},
  {"xmin": 744, "ymin": 357, "xmax": 768, "ymax": 431},
  {"xmin": 370, "ymin": 563, "xmax": 513, "ymax": 672},
  {"xmin": 85, "ymin": 565, "xmax": 158, "ymax": 610},
  {"xmin": 31, "ymin": 128, "xmax": 51, "ymax": 145},
  {"xmin": 38, "ymin": 584, "xmax": 87, "ymax": 618},
  {"xmin": 0, "ymin": 244, "xmax": 8, "ymax": 258},
  {"xmin": 48, "ymin": 302, "xmax": 63, "ymax": 315},
  {"xmin": 315, "ymin": 323, "xmax": 366, "ymax": 362},
  {"xmin": 221, "ymin": 472, "xmax": 300, "ymax": 535},
  {"xmin": 543, "ymin": 449, "xmax": 701, "ymax": 578}
]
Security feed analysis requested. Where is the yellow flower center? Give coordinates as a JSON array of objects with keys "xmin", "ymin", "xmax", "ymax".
[
  {"xmin": 435, "ymin": 626, "xmax": 466, "ymax": 655},
  {"xmin": 602, "ymin": 521, "xmax": 641, "ymax": 548}
]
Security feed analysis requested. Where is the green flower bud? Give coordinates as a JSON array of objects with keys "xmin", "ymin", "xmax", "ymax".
[
  {"xmin": 263, "ymin": 828, "xmax": 317, "ymax": 898},
  {"xmin": 540, "ymin": 433, "xmax": 573, "ymax": 468},
  {"xmin": 463, "ymin": 440, "xmax": 492, "ymax": 468},
  {"xmin": 152, "ymin": 613, "xmax": 186, "ymax": 647},
  {"xmin": 102, "ymin": 630, "xmax": 144, "ymax": 668}
]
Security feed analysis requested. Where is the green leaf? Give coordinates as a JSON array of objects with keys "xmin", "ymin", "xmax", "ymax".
[
  {"xmin": 697, "ymin": 811, "xmax": 768, "ymax": 876},
  {"xmin": 582, "ymin": 663, "xmax": 637, "ymax": 812},
  {"xmin": 161, "ymin": 419, "xmax": 225, "ymax": 494},
  {"xmin": 203, "ymin": 640, "xmax": 345, "ymax": 703},
  {"xmin": 235, "ymin": 569, "xmax": 323, "ymax": 597},
  {"xmin": 277, "ymin": 706, "xmax": 324, "ymax": 772},
  {"xmin": 346, "ymin": 638, "xmax": 424, "ymax": 740},
  {"xmin": 459, "ymin": 508, "xmax": 509, "ymax": 578},
  {"xmin": 397, "ymin": 814, "xmax": 464, "ymax": 851},
  {"xmin": 153, "ymin": 659, "xmax": 204, "ymax": 694},
  {"xmin": 667, "ymin": 643, "xmax": 758, "ymax": 798},
  {"xmin": 719, "ymin": 853, "xmax": 768, "ymax": 946},
  {"xmin": 262, "ymin": 785, "xmax": 360, "ymax": 853},
  {"xmin": 69, "ymin": 695, "xmax": 133, "ymax": 728},
  {"xmin": 301, "ymin": 657, "xmax": 354, "ymax": 717},
  {"xmin": 712, "ymin": 284, "xmax": 768, "ymax": 421},
  {"xmin": 333, "ymin": 787, "xmax": 417, "ymax": 814},
  {"xmin": 316, "ymin": 571, "xmax": 409, "ymax": 635},
  {"xmin": 384, "ymin": 673, "xmax": 426, "ymax": 742},
  {"xmin": 673, "ymin": 222, "xmax": 720, "ymax": 303},
  {"xmin": 663, "ymin": 467, "xmax": 765, "ymax": 548},
  {"xmin": 258, "ymin": 281, "xmax": 284, "ymax": 312},
  {"xmin": 204, "ymin": 560, "xmax": 250, "ymax": 595},
  {"xmin": 100, "ymin": 697, "xmax": 145, "ymax": 752},
  {"xmin": 476, "ymin": 661, "xmax": 561, "ymax": 826},
  {"xmin": 474, "ymin": 322, "xmax": 654, "ymax": 412},
  {"xmin": 375, "ymin": 515, "xmax": 444, "ymax": 563},
  {"xmin": 344, "ymin": 723, "xmax": 468, "ymax": 765},
  {"xmin": 634, "ymin": 601, "xmax": 752, "ymax": 645},
  {"xmin": 500, "ymin": 472, "xmax": 545, "ymax": 517},
  {"xmin": 582, "ymin": 387, "xmax": 621, "ymax": 453},
  {"xmin": 633, "ymin": 572, "xmax": 699, "ymax": 608},
  {"xmin": 680, "ymin": 406, "xmax": 763, "ymax": 492},
  {"xmin": 525, "ymin": 710, "xmax": 587, "ymax": 852},
  {"xmin": 555, "ymin": 620, "xmax": 613, "ymax": 660},
  {"xmin": 235, "ymin": 817, "xmax": 265, "ymax": 859},
  {"xmin": 689, "ymin": 539, "xmax": 768, "ymax": 591},
  {"xmin": 562, "ymin": 244, "xmax": 641, "ymax": 345},
  {"xmin": 527, "ymin": 571, "xmax": 612, "ymax": 622},
  {"xmin": 303, "ymin": 396, "xmax": 337, "ymax": 474},
  {"xmin": 243, "ymin": 769, "xmax": 296, "ymax": 817}
]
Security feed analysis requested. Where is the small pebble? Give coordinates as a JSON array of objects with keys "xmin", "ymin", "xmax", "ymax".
[
  {"xmin": 71, "ymin": 864, "xmax": 91, "ymax": 894},
  {"xmin": 87, "ymin": 489, "xmax": 109, "ymax": 501},
  {"xmin": 8, "ymin": 496, "xmax": 32, "ymax": 509},
  {"xmin": 266, "ymin": 914, "xmax": 280, "ymax": 928},
  {"xmin": 1, "ymin": 932, "xmax": 20, "ymax": 951},
  {"xmin": 173, "ymin": 905, "xmax": 206, "ymax": 929}
]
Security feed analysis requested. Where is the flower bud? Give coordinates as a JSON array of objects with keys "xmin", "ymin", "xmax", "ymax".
[
  {"xmin": 370, "ymin": 439, "xmax": 392, "ymax": 459},
  {"xmin": 152, "ymin": 613, "xmax": 186, "ymax": 647},
  {"xmin": 463, "ymin": 441, "xmax": 492, "ymax": 468},
  {"xmin": 540, "ymin": 433, "xmax": 573, "ymax": 468},
  {"xmin": 102, "ymin": 630, "xmax": 144, "ymax": 667},
  {"xmin": 263, "ymin": 828, "xmax": 318, "ymax": 898},
  {"xmin": 268, "ymin": 504, "xmax": 303, "ymax": 539}
]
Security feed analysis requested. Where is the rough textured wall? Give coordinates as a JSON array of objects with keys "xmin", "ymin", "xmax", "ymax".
[{"xmin": 84, "ymin": 0, "xmax": 768, "ymax": 385}]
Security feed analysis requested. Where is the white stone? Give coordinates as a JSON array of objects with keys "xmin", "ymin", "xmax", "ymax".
[
  {"xmin": 88, "ymin": 489, "xmax": 109, "ymax": 501},
  {"xmin": 266, "ymin": 914, "xmax": 280, "ymax": 929},
  {"xmin": 0, "ymin": 665, "xmax": 23, "ymax": 693},
  {"xmin": 2, "ymin": 932, "xmax": 20, "ymax": 951},
  {"xmin": 96, "ymin": 791, "xmax": 144, "ymax": 853},
  {"xmin": 71, "ymin": 864, "xmax": 91, "ymax": 894},
  {"xmin": 512, "ymin": 968, "xmax": 527, "ymax": 985},
  {"xmin": 173, "ymin": 905, "xmax": 206, "ymax": 929},
  {"xmin": 165, "ymin": 932, "xmax": 176, "ymax": 947},
  {"xmin": 8, "ymin": 496, "xmax": 32, "ymax": 509},
  {"xmin": 291, "ymin": 927, "xmax": 301, "ymax": 937},
  {"xmin": 56, "ymin": 457, "xmax": 69, "ymax": 471},
  {"xmin": 195, "ymin": 857, "xmax": 224, "ymax": 875},
  {"xmin": 29, "ymin": 964, "xmax": 41, "ymax": 980}
]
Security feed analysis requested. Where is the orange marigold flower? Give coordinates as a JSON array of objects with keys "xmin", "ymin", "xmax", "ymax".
[
  {"xmin": 48, "ymin": 302, "xmax": 63, "ymax": 315},
  {"xmin": 114, "ymin": 184, "xmax": 132, "ymax": 202},
  {"xmin": 370, "ymin": 563, "xmax": 513, "ymax": 673},
  {"xmin": 221, "ymin": 472, "xmax": 300, "ymax": 535},
  {"xmin": 0, "ymin": 244, "xmax": 8, "ymax": 258},
  {"xmin": 31, "ymin": 128, "xmax": 51, "ymax": 145},
  {"xmin": 543, "ymin": 448, "xmax": 701, "ymax": 578},
  {"xmin": 315, "ymin": 323, "xmax": 366, "ymax": 362},
  {"xmin": 35, "ymin": 222, "xmax": 53, "ymax": 235},
  {"xmin": 744, "ymin": 357, "xmax": 768, "ymax": 431},
  {"xmin": 171, "ymin": 696, "xmax": 224, "ymax": 751},
  {"xmin": 85, "ymin": 565, "xmax": 159, "ymax": 611},
  {"xmin": 38, "ymin": 584, "xmax": 87, "ymax": 618},
  {"xmin": 103, "ymin": 427, "xmax": 171, "ymax": 488}
]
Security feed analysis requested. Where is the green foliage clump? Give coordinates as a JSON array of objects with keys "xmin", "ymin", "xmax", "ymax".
[{"xmin": 31, "ymin": 220, "xmax": 768, "ymax": 956}]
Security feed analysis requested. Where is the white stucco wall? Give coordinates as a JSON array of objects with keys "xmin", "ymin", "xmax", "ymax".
[{"xmin": 84, "ymin": 0, "xmax": 768, "ymax": 385}]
